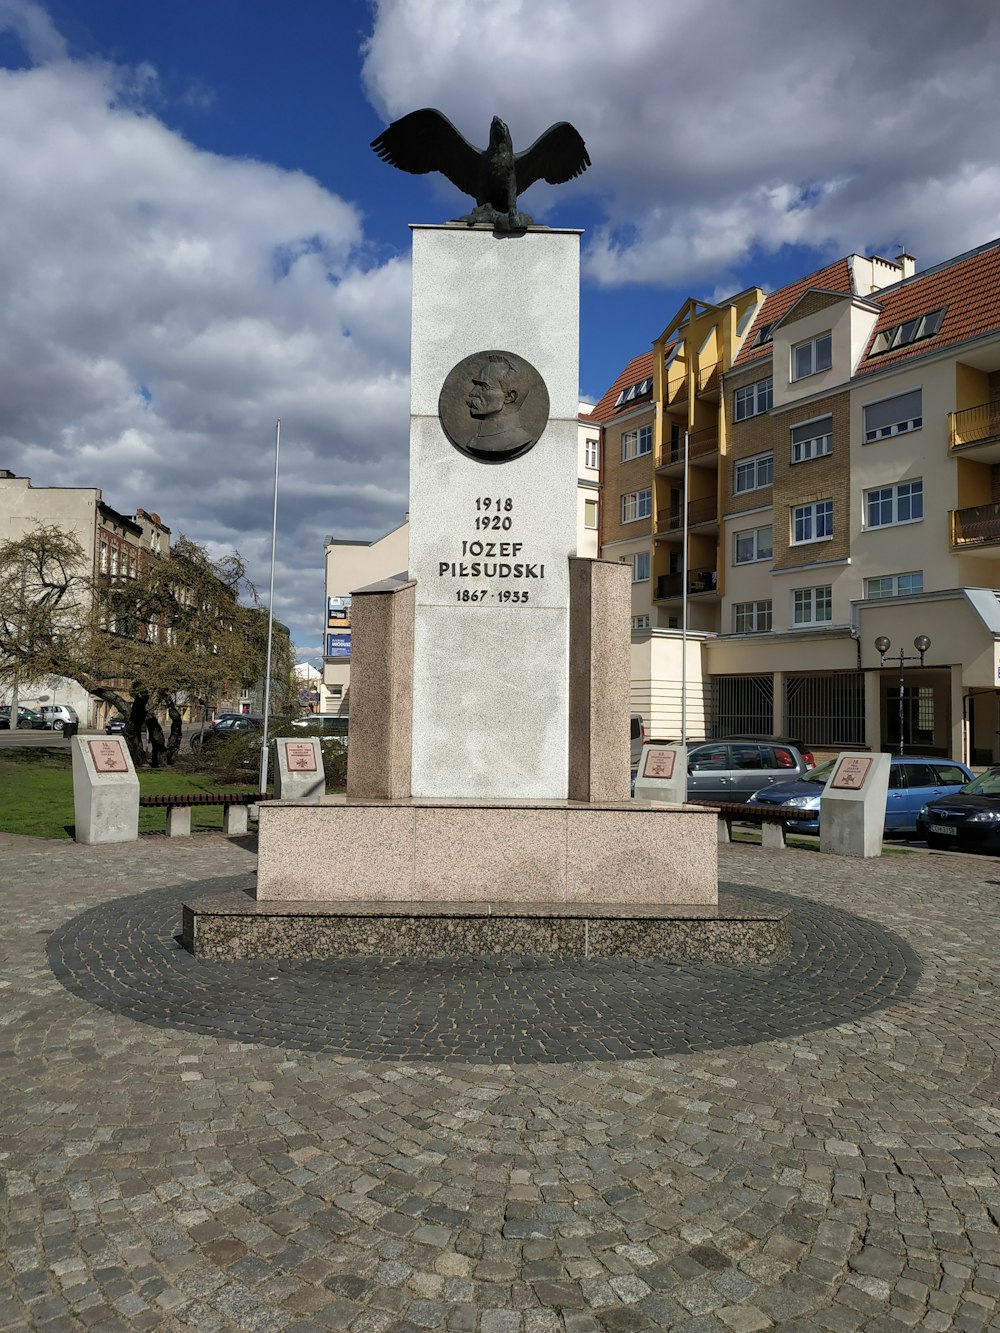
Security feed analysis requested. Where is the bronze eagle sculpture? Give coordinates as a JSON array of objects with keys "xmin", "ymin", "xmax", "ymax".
[{"xmin": 371, "ymin": 109, "xmax": 590, "ymax": 231}]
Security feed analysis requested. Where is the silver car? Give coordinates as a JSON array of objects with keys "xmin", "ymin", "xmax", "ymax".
[{"xmin": 39, "ymin": 704, "xmax": 79, "ymax": 731}]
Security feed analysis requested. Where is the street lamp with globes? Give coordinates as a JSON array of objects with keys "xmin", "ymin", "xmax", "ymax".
[{"xmin": 875, "ymin": 634, "xmax": 931, "ymax": 756}]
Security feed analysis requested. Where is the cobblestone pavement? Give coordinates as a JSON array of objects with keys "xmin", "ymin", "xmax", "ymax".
[{"xmin": 1, "ymin": 832, "xmax": 999, "ymax": 1331}]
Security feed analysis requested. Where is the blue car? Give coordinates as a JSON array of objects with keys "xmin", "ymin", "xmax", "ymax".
[{"xmin": 746, "ymin": 754, "xmax": 974, "ymax": 836}]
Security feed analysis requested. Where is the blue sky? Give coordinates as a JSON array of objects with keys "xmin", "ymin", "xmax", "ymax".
[{"xmin": 1, "ymin": 0, "xmax": 1000, "ymax": 658}]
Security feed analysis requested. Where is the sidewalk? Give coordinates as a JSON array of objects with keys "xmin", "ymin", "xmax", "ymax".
[{"xmin": 1, "ymin": 832, "xmax": 998, "ymax": 1331}]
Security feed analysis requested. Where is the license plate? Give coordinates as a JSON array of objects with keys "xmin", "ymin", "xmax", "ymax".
[{"xmin": 928, "ymin": 824, "xmax": 954, "ymax": 836}]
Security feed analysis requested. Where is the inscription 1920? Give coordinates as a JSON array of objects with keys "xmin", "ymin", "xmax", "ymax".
[{"xmin": 438, "ymin": 496, "xmax": 544, "ymax": 605}]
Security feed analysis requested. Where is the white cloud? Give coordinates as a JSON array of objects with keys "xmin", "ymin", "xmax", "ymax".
[
  {"xmin": 0, "ymin": 24, "xmax": 412, "ymax": 655},
  {"xmin": 363, "ymin": 0, "xmax": 1000, "ymax": 286}
]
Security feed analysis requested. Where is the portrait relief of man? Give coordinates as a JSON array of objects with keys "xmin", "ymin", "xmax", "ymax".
[{"xmin": 439, "ymin": 348, "xmax": 550, "ymax": 463}]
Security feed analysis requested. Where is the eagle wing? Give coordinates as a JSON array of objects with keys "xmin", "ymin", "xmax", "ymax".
[
  {"xmin": 370, "ymin": 108, "xmax": 482, "ymax": 198},
  {"xmin": 515, "ymin": 122, "xmax": 590, "ymax": 194}
]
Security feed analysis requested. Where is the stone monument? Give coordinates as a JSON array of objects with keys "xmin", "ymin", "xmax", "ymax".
[
  {"xmin": 820, "ymin": 751, "xmax": 891, "ymax": 857},
  {"xmin": 72, "ymin": 736, "xmax": 139, "ymax": 844}
]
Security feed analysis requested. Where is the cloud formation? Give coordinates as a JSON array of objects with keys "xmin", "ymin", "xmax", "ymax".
[
  {"xmin": 0, "ymin": 10, "xmax": 411, "ymax": 657},
  {"xmin": 363, "ymin": 0, "xmax": 1000, "ymax": 287}
]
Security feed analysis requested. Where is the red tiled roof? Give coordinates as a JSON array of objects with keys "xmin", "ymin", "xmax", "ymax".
[
  {"xmin": 588, "ymin": 349, "xmax": 656, "ymax": 423},
  {"xmin": 732, "ymin": 258, "xmax": 854, "ymax": 367},
  {"xmin": 855, "ymin": 238, "xmax": 1000, "ymax": 375}
]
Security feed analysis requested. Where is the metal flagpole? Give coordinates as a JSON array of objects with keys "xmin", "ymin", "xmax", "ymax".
[
  {"xmin": 258, "ymin": 419, "xmax": 281, "ymax": 795},
  {"xmin": 681, "ymin": 429, "xmax": 689, "ymax": 745}
]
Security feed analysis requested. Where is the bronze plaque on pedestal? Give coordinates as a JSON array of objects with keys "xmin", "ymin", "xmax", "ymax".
[
  {"xmin": 439, "ymin": 350, "xmax": 549, "ymax": 463},
  {"xmin": 284, "ymin": 742, "xmax": 318, "ymax": 773},
  {"xmin": 88, "ymin": 739, "xmax": 129, "ymax": 774}
]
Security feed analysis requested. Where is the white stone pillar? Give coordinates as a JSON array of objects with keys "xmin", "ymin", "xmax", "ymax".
[
  {"xmin": 408, "ymin": 226, "xmax": 580, "ymax": 799},
  {"xmin": 71, "ymin": 736, "xmax": 139, "ymax": 844}
]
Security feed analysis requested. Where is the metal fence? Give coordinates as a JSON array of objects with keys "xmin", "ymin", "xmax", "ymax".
[
  {"xmin": 710, "ymin": 675, "xmax": 773, "ymax": 737},
  {"xmin": 785, "ymin": 672, "xmax": 865, "ymax": 747}
]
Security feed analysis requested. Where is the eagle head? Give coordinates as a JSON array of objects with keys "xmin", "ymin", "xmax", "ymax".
[{"xmin": 490, "ymin": 116, "xmax": 512, "ymax": 149}]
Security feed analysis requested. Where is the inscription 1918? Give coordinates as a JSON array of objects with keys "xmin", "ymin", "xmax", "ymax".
[{"xmin": 438, "ymin": 496, "xmax": 545, "ymax": 604}]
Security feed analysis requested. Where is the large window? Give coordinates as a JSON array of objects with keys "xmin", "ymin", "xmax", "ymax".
[
  {"xmin": 792, "ymin": 499, "xmax": 833, "ymax": 544},
  {"xmin": 632, "ymin": 615, "xmax": 650, "ymax": 630},
  {"xmin": 734, "ymin": 452, "xmax": 773, "ymax": 494},
  {"xmin": 791, "ymin": 416, "xmax": 833, "ymax": 464},
  {"xmin": 865, "ymin": 480, "xmax": 923, "ymax": 528},
  {"xmin": 734, "ymin": 600, "xmax": 772, "ymax": 634},
  {"xmin": 865, "ymin": 571, "xmax": 924, "ymax": 599},
  {"xmin": 733, "ymin": 377, "xmax": 772, "ymax": 421},
  {"xmin": 734, "ymin": 524, "xmax": 773, "ymax": 564},
  {"xmin": 863, "ymin": 389, "xmax": 922, "ymax": 442},
  {"xmin": 621, "ymin": 488, "xmax": 652, "ymax": 522},
  {"xmin": 621, "ymin": 424, "xmax": 652, "ymax": 461},
  {"xmin": 630, "ymin": 551, "xmax": 650, "ymax": 582},
  {"xmin": 792, "ymin": 332, "xmax": 832, "ymax": 380},
  {"xmin": 585, "ymin": 437, "xmax": 598, "ymax": 469},
  {"xmin": 583, "ymin": 498, "xmax": 598, "ymax": 529},
  {"xmin": 792, "ymin": 585, "xmax": 832, "ymax": 625}
]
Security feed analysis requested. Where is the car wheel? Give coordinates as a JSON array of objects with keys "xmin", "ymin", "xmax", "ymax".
[
  {"xmin": 52, "ymin": 719, "xmax": 64, "ymax": 730},
  {"xmin": 925, "ymin": 832, "xmax": 952, "ymax": 850},
  {"xmin": 17, "ymin": 720, "xmax": 30, "ymax": 729},
  {"xmin": 190, "ymin": 735, "xmax": 201, "ymax": 751}
]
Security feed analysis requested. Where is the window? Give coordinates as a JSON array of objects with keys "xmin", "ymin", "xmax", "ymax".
[
  {"xmin": 792, "ymin": 499, "xmax": 833, "ymax": 544},
  {"xmin": 734, "ymin": 452, "xmax": 773, "ymax": 494},
  {"xmin": 630, "ymin": 551, "xmax": 650, "ymax": 582},
  {"xmin": 734, "ymin": 377, "xmax": 772, "ymax": 421},
  {"xmin": 583, "ymin": 498, "xmax": 598, "ymax": 529},
  {"xmin": 792, "ymin": 332, "xmax": 832, "ymax": 380},
  {"xmin": 621, "ymin": 488, "xmax": 651, "ymax": 522},
  {"xmin": 864, "ymin": 571, "xmax": 924, "ymax": 599},
  {"xmin": 865, "ymin": 480, "xmax": 923, "ymax": 528},
  {"xmin": 734, "ymin": 600, "xmax": 772, "ymax": 633},
  {"xmin": 734, "ymin": 525, "xmax": 773, "ymax": 564},
  {"xmin": 621, "ymin": 424, "xmax": 652, "ymax": 461},
  {"xmin": 99, "ymin": 539, "xmax": 108, "ymax": 574},
  {"xmin": 870, "ymin": 308, "xmax": 945, "ymax": 356},
  {"xmin": 863, "ymin": 389, "xmax": 922, "ymax": 442},
  {"xmin": 792, "ymin": 585, "xmax": 832, "ymax": 625},
  {"xmin": 791, "ymin": 416, "xmax": 833, "ymax": 464},
  {"xmin": 614, "ymin": 376, "xmax": 653, "ymax": 408},
  {"xmin": 110, "ymin": 544, "xmax": 119, "ymax": 576},
  {"xmin": 631, "ymin": 615, "xmax": 650, "ymax": 630},
  {"xmin": 752, "ymin": 321, "xmax": 774, "ymax": 348},
  {"xmin": 585, "ymin": 437, "xmax": 598, "ymax": 469}
]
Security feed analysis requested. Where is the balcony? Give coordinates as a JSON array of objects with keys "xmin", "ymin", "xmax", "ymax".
[
  {"xmin": 949, "ymin": 399, "xmax": 1000, "ymax": 459},
  {"xmin": 951, "ymin": 502, "xmax": 1000, "ymax": 550},
  {"xmin": 655, "ymin": 425, "xmax": 720, "ymax": 471},
  {"xmin": 697, "ymin": 361, "xmax": 721, "ymax": 397},
  {"xmin": 654, "ymin": 495, "xmax": 719, "ymax": 535},
  {"xmin": 655, "ymin": 568, "xmax": 719, "ymax": 600}
]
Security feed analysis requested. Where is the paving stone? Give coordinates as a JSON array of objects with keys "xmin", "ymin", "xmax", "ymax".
[{"xmin": 0, "ymin": 833, "xmax": 996, "ymax": 1332}]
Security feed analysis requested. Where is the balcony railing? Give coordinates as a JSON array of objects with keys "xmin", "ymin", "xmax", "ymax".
[
  {"xmin": 657, "ymin": 426, "xmax": 719, "ymax": 467},
  {"xmin": 951, "ymin": 502, "xmax": 1000, "ymax": 548},
  {"xmin": 655, "ymin": 568, "xmax": 719, "ymax": 599},
  {"xmin": 949, "ymin": 398, "xmax": 1000, "ymax": 450},
  {"xmin": 655, "ymin": 496, "xmax": 718, "ymax": 533},
  {"xmin": 697, "ymin": 361, "xmax": 721, "ymax": 394}
]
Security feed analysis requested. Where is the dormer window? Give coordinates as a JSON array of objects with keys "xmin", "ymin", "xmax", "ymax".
[
  {"xmin": 869, "ymin": 308, "xmax": 945, "ymax": 356},
  {"xmin": 752, "ymin": 322, "xmax": 774, "ymax": 347},
  {"xmin": 791, "ymin": 332, "xmax": 832, "ymax": 380},
  {"xmin": 613, "ymin": 376, "xmax": 654, "ymax": 408}
]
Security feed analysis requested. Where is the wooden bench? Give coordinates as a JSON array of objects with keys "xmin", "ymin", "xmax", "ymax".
[
  {"xmin": 687, "ymin": 800, "xmax": 817, "ymax": 849},
  {"xmin": 139, "ymin": 792, "xmax": 265, "ymax": 837}
]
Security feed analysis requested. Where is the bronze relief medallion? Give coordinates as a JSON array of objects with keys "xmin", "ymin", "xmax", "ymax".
[{"xmin": 438, "ymin": 350, "xmax": 550, "ymax": 463}]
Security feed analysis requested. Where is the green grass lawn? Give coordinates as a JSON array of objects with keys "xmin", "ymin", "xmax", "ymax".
[{"xmin": 0, "ymin": 748, "xmax": 265, "ymax": 839}]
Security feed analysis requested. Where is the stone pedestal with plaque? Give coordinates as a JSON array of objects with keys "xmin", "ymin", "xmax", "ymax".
[
  {"xmin": 273, "ymin": 737, "xmax": 325, "ymax": 803},
  {"xmin": 820, "ymin": 752, "xmax": 891, "ymax": 857},
  {"xmin": 633, "ymin": 743, "xmax": 688, "ymax": 806},
  {"xmin": 72, "ymin": 736, "xmax": 140, "ymax": 844}
]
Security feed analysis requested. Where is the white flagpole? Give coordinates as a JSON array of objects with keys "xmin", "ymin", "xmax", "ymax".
[
  {"xmin": 258, "ymin": 418, "xmax": 281, "ymax": 795},
  {"xmin": 681, "ymin": 429, "xmax": 689, "ymax": 745}
]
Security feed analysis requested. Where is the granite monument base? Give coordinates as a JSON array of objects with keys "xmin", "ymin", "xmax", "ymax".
[
  {"xmin": 181, "ymin": 893, "xmax": 788, "ymax": 962},
  {"xmin": 252, "ymin": 796, "xmax": 718, "ymax": 904}
]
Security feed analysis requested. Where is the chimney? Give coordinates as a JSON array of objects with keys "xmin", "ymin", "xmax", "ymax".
[{"xmin": 895, "ymin": 252, "xmax": 916, "ymax": 280}]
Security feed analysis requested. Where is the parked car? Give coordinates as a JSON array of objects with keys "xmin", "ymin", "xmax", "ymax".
[
  {"xmin": 39, "ymin": 704, "xmax": 79, "ymax": 731},
  {"xmin": 917, "ymin": 766, "xmax": 1000, "ymax": 851},
  {"xmin": 747, "ymin": 754, "xmax": 974, "ymax": 835},
  {"xmin": 105, "ymin": 714, "xmax": 127, "ymax": 734},
  {"xmin": 630, "ymin": 714, "xmax": 645, "ymax": 768},
  {"xmin": 685, "ymin": 737, "xmax": 816, "ymax": 804},
  {"xmin": 190, "ymin": 714, "xmax": 264, "ymax": 751},
  {"xmin": 0, "ymin": 705, "xmax": 46, "ymax": 730},
  {"xmin": 291, "ymin": 713, "xmax": 349, "ymax": 739}
]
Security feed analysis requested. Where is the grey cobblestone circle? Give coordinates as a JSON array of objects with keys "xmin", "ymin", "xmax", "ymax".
[{"xmin": 46, "ymin": 878, "xmax": 920, "ymax": 1062}]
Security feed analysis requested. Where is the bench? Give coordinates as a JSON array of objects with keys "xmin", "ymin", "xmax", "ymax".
[
  {"xmin": 139, "ymin": 792, "xmax": 265, "ymax": 838},
  {"xmin": 687, "ymin": 800, "xmax": 817, "ymax": 849}
]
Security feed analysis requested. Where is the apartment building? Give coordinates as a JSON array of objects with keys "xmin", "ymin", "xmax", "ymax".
[
  {"xmin": 322, "ymin": 408, "xmax": 602, "ymax": 711},
  {"xmin": 0, "ymin": 470, "xmax": 171, "ymax": 726},
  {"xmin": 595, "ymin": 241, "xmax": 1000, "ymax": 763}
]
